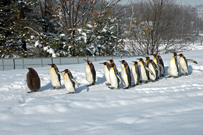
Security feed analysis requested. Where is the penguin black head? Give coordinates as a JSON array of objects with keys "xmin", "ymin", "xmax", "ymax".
[
  {"xmin": 158, "ymin": 55, "xmax": 162, "ymax": 58},
  {"xmin": 145, "ymin": 57, "xmax": 150, "ymax": 60},
  {"xmin": 100, "ymin": 62, "xmax": 108, "ymax": 65},
  {"xmin": 84, "ymin": 59, "xmax": 92, "ymax": 64},
  {"xmin": 48, "ymin": 64, "xmax": 56, "ymax": 67},
  {"xmin": 62, "ymin": 69, "xmax": 70, "ymax": 73},
  {"xmin": 108, "ymin": 59, "xmax": 114, "ymax": 64},
  {"xmin": 178, "ymin": 53, "xmax": 183, "ymax": 57},
  {"xmin": 132, "ymin": 61, "xmax": 138, "ymax": 65},
  {"xmin": 119, "ymin": 60, "xmax": 126, "ymax": 64},
  {"xmin": 137, "ymin": 58, "xmax": 143, "ymax": 61},
  {"xmin": 173, "ymin": 52, "xmax": 177, "ymax": 56}
]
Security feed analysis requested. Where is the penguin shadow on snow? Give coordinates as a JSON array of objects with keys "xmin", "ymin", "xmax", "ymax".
[
  {"xmin": 38, "ymin": 82, "xmax": 65, "ymax": 92},
  {"xmin": 76, "ymin": 75, "xmax": 106, "ymax": 93}
]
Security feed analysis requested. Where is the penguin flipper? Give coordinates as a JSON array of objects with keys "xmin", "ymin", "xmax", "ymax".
[
  {"xmin": 58, "ymin": 72, "xmax": 64, "ymax": 76},
  {"xmin": 117, "ymin": 75, "xmax": 125, "ymax": 85},
  {"xmin": 71, "ymin": 78, "xmax": 79, "ymax": 87},
  {"xmin": 145, "ymin": 67, "xmax": 155, "ymax": 77},
  {"xmin": 156, "ymin": 68, "xmax": 161, "ymax": 73},
  {"xmin": 187, "ymin": 59, "xmax": 198, "ymax": 64}
]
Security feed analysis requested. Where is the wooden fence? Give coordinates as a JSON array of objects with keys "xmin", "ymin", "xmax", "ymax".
[{"xmin": 0, "ymin": 56, "xmax": 135, "ymax": 70}]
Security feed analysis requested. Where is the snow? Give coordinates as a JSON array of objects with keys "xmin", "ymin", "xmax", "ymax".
[
  {"xmin": 43, "ymin": 46, "xmax": 57, "ymax": 58},
  {"xmin": 0, "ymin": 44, "xmax": 203, "ymax": 135}
]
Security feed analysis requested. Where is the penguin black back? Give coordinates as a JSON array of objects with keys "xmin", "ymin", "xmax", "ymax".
[
  {"xmin": 84, "ymin": 59, "xmax": 96, "ymax": 85},
  {"xmin": 27, "ymin": 68, "xmax": 41, "ymax": 93},
  {"xmin": 49, "ymin": 64, "xmax": 61, "ymax": 85},
  {"xmin": 64, "ymin": 69, "xmax": 75, "ymax": 88}
]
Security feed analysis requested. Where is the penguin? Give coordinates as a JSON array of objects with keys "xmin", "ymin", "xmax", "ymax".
[
  {"xmin": 26, "ymin": 68, "xmax": 41, "ymax": 93},
  {"xmin": 100, "ymin": 62, "xmax": 111, "ymax": 85},
  {"xmin": 120, "ymin": 60, "xmax": 131, "ymax": 89},
  {"xmin": 58, "ymin": 69, "xmax": 79, "ymax": 94},
  {"xmin": 108, "ymin": 59, "xmax": 115, "ymax": 65},
  {"xmin": 153, "ymin": 54, "xmax": 161, "ymax": 77},
  {"xmin": 84, "ymin": 59, "xmax": 96, "ymax": 86},
  {"xmin": 137, "ymin": 58, "xmax": 152, "ymax": 83},
  {"xmin": 178, "ymin": 53, "xmax": 198, "ymax": 76},
  {"xmin": 168, "ymin": 52, "xmax": 179, "ymax": 78},
  {"xmin": 148, "ymin": 60, "xmax": 159, "ymax": 81},
  {"xmin": 108, "ymin": 59, "xmax": 119, "ymax": 76},
  {"xmin": 158, "ymin": 55, "xmax": 165, "ymax": 76},
  {"xmin": 131, "ymin": 61, "xmax": 140, "ymax": 86},
  {"xmin": 109, "ymin": 63, "xmax": 123, "ymax": 89},
  {"xmin": 48, "ymin": 64, "xmax": 61, "ymax": 89},
  {"xmin": 144, "ymin": 57, "xmax": 150, "ymax": 67},
  {"xmin": 144, "ymin": 56, "xmax": 150, "ymax": 79}
]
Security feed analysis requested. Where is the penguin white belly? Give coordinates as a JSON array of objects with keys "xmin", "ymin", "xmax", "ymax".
[
  {"xmin": 104, "ymin": 66, "xmax": 111, "ymax": 84},
  {"xmin": 86, "ymin": 65, "xmax": 93, "ymax": 84},
  {"xmin": 138, "ymin": 63, "xmax": 148, "ymax": 81},
  {"xmin": 63, "ymin": 75, "xmax": 75, "ymax": 93},
  {"xmin": 121, "ymin": 68, "xmax": 129, "ymax": 87},
  {"xmin": 132, "ymin": 65, "xmax": 138, "ymax": 84},
  {"xmin": 149, "ymin": 64, "xmax": 156, "ymax": 81},
  {"xmin": 50, "ymin": 68, "xmax": 60, "ymax": 87},
  {"xmin": 169, "ymin": 57, "xmax": 178, "ymax": 77},
  {"xmin": 109, "ymin": 69, "xmax": 118, "ymax": 88},
  {"xmin": 179, "ymin": 58, "xmax": 188, "ymax": 74}
]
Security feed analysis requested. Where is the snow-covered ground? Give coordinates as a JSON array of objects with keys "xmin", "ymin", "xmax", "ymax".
[{"xmin": 0, "ymin": 44, "xmax": 203, "ymax": 135}]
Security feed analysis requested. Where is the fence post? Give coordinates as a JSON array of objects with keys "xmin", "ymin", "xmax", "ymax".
[
  {"xmin": 22, "ymin": 58, "xmax": 24, "ymax": 69},
  {"xmin": 41, "ymin": 58, "xmax": 43, "ymax": 67},
  {"xmin": 77, "ymin": 56, "xmax": 79, "ymax": 63},
  {"xmin": 51, "ymin": 57, "xmax": 53, "ymax": 64},
  {"xmin": 59, "ymin": 57, "xmax": 62, "ymax": 65},
  {"xmin": 2, "ymin": 59, "xmax": 4, "ymax": 70},
  {"xmin": 13, "ymin": 58, "xmax": 15, "ymax": 69}
]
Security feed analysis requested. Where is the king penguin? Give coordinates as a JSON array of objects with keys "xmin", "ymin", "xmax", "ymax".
[
  {"xmin": 138, "ymin": 58, "xmax": 152, "ymax": 83},
  {"xmin": 84, "ymin": 59, "xmax": 96, "ymax": 86},
  {"xmin": 58, "ymin": 69, "xmax": 79, "ymax": 94},
  {"xmin": 120, "ymin": 60, "xmax": 131, "ymax": 89},
  {"xmin": 153, "ymin": 54, "xmax": 161, "ymax": 77},
  {"xmin": 148, "ymin": 60, "xmax": 158, "ymax": 81},
  {"xmin": 26, "ymin": 68, "xmax": 41, "ymax": 93},
  {"xmin": 178, "ymin": 53, "xmax": 197, "ymax": 76},
  {"xmin": 158, "ymin": 55, "xmax": 165, "ymax": 76},
  {"xmin": 109, "ymin": 63, "xmax": 123, "ymax": 89},
  {"xmin": 168, "ymin": 52, "xmax": 179, "ymax": 78},
  {"xmin": 100, "ymin": 62, "xmax": 111, "ymax": 85},
  {"xmin": 144, "ymin": 57, "xmax": 150, "ymax": 67},
  {"xmin": 132, "ymin": 61, "xmax": 140, "ymax": 86},
  {"xmin": 48, "ymin": 64, "xmax": 61, "ymax": 89}
]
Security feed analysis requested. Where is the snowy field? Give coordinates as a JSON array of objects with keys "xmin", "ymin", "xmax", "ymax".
[{"xmin": 0, "ymin": 44, "xmax": 203, "ymax": 135}]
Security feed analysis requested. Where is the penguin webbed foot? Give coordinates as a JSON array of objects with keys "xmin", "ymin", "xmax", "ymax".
[
  {"xmin": 66, "ymin": 92, "xmax": 75, "ymax": 94},
  {"xmin": 122, "ymin": 86, "xmax": 129, "ymax": 89},
  {"xmin": 105, "ymin": 83, "xmax": 111, "ymax": 86}
]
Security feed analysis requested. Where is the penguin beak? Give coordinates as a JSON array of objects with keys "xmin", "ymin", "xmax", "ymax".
[
  {"xmin": 100, "ymin": 63, "xmax": 104, "ymax": 64},
  {"xmin": 84, "ymin": 59, "xmax": 88, "ymax": 62}
]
